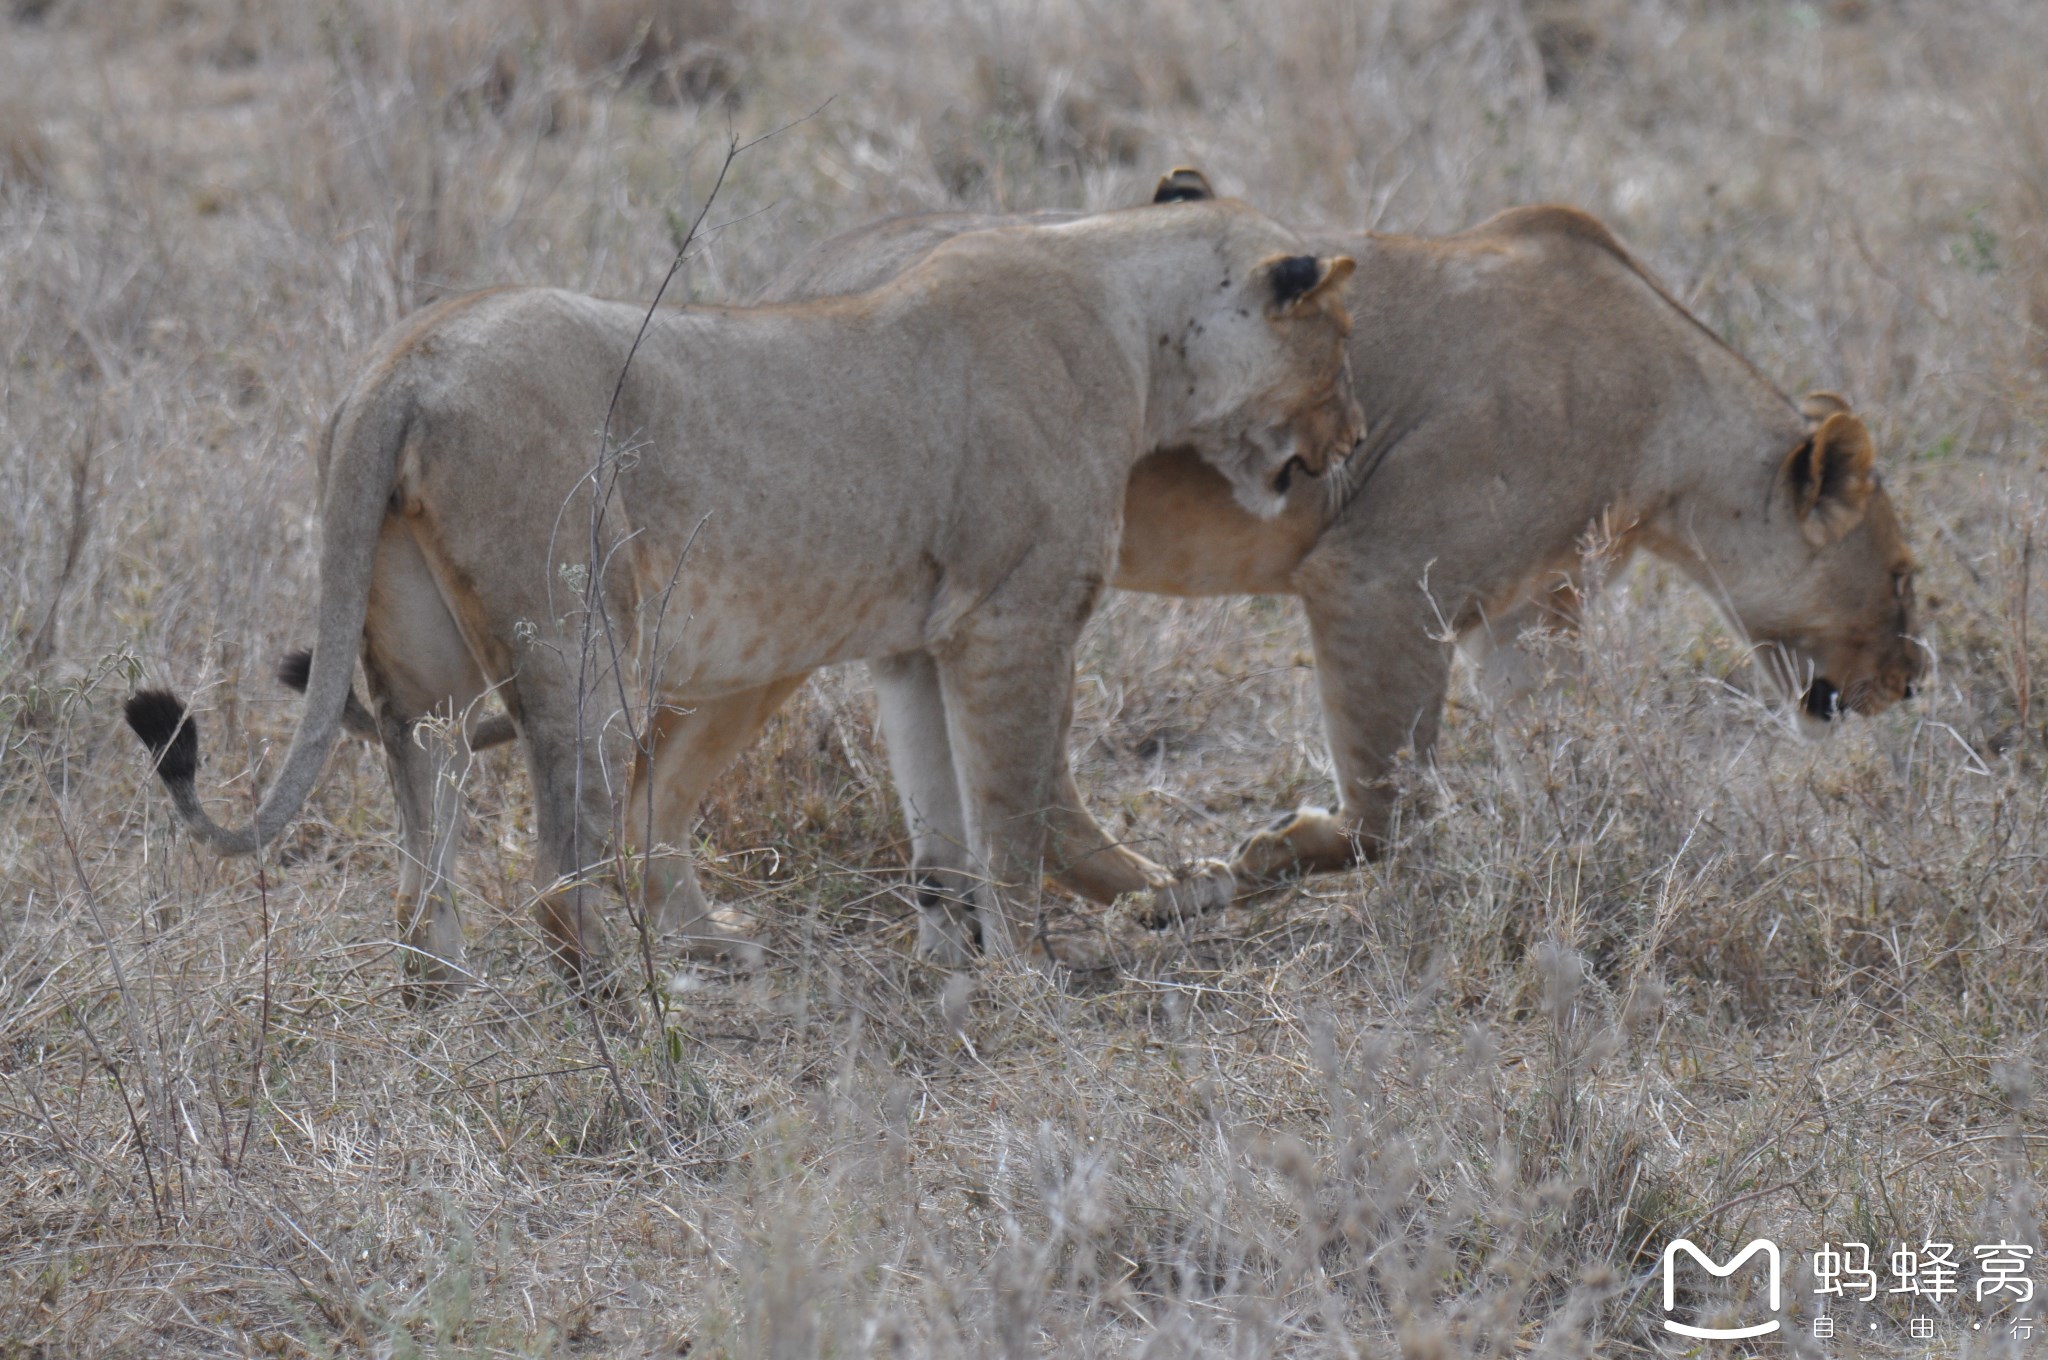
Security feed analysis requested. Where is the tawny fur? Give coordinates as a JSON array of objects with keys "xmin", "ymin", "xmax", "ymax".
[
  {"xmin": 610, "ymin": 178, "xmax": 1922, "ymax": 926},
  {"xmin": 132, "ymin": 197, "xmax": 1362, "ymax": 993}
]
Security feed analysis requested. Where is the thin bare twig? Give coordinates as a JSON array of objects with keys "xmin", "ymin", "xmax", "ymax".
[
  {"xmin": 548, "ymin": 104, "xmax": 829, "ymax": 1153},
  {"xmin": 236, "ymin": 819, "xmax": 273, "ymax": 1177}
]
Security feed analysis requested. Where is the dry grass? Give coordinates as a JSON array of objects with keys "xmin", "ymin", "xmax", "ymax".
[{"xmin": 5, "ymin": 0, "xmax": 2048, "ymax": 1354}]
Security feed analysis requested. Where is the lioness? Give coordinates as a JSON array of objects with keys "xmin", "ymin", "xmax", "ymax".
[
  {"xmin": 126, "ymin": 198, "xmax": 1362, "ymax": 990},
  {"xmin": 491, "ymin": 172, "xmax": 1922, "ymax": 923}
]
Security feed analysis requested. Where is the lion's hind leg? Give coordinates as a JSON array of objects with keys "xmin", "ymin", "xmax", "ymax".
[
  {"xmin": 362, "ymin": 519, "xmax": 495, "ymax": 1003},
  {"xmin": 491, "ymin": 650, "xmax": 675, "ymax": 993},
  {"xmin": 625, "ymin": 678, "xmax": 804, "ymax": 957},
  {"xmin": 381, "ymin": 722, "xmax": 476, "ymax": 1004},
  {"xmin": 510, "ymin": 707, "xmax": 619, "ymax": 990}
]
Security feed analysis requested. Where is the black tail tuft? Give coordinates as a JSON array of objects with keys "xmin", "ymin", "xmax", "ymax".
[
  {"xmin": 124, "ymin": 690, "xmax": 199, "ymax": 783},
  {"xmin": 276, "ymin": 648, "xmax": 313, "ymax": 694}
]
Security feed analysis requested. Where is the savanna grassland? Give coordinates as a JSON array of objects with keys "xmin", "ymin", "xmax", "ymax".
[{"xmin": 5, "ymin": 0, "xmax": 2048, "ymax": 1354}]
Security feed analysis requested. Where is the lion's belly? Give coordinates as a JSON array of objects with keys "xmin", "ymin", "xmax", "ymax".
[{"xmin": 633, "ymin": 550, "xmax": 934, "ymax": 695}]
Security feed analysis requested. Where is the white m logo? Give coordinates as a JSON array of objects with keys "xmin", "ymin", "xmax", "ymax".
[{"xmin": 1662, "ymin": 1238, "xmax": 1782, "ymax": 1339}]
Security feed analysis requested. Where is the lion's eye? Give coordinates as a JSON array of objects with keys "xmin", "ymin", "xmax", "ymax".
[{"xmin": 1893, "ymin": 570, "xmax": 1911, "ymax": 601}]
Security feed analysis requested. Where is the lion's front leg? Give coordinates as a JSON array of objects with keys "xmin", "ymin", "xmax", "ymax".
[
  {"xmin": 1145, "ymin": 571, "xmax": 1455, "ymax": 921},
  {"xmin": 1043, "ymin": 760, "xmax": 1172, "ymax": 902},
  {"xmin": 871, "ymin": 650, "xmax": 979, "ymax": 949},
  {"xmin": 1264, "ymin": 573, "xmax": 1456, "ymax": 880},
  {"xmin": 875, "ymin": 649, "xmax": 1167, "ymax": 917},
  {"xmin": 928, "ymin": 587, "xmax": 1109, "ymax": 963}
]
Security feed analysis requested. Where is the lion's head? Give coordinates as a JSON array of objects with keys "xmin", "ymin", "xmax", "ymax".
[
  {"xmin": 1724, "ymin": 393, "xmax": 1924, "ymax": 727},
  {"xmin": 1139, "ymin": 197, "xmax": 1364, "ymax": 518}
]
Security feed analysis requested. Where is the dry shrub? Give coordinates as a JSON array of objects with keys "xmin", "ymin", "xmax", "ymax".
[
  {"xmin": 1982, "ymin": 61, "xmax": 2048, "ymax": 382},
  {"xmin": 928, "ymin": 44, "xmax": 1163, "ymax": 196},
  {"xmin": 38, "ymin": 0, "xmax": 322, "ymax": 65},
  {"xmin": 696, "ymin": 676, "xmax": 900, "ymax": 896},
  {"xmin": 550, "ymin": 0, "xmax": 744, "ymax": 105},
  {"xmin": 0, "ymin": 95, "xmax": 52, "ymax": 191}
]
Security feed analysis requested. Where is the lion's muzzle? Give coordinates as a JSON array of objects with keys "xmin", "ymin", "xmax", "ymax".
[
  {"xmin": 1802, "ymin": 676, "xmax": 1841, "ymax": 721},
  {"xmin": 1283, "ymin": 386, "xmax": 1365, "ymax": 484},
  {"xmin": 1273, "ymin": 456, "xmax": 1300, "ymax": 498}
]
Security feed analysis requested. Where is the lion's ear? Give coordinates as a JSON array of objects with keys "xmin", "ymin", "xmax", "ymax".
[
  {"xmin": 1800, "ymin": 390, "xmax": 1852, "ymax": 424},
  {"xmin": 1784, "ymin": 410, "xmax": 1876, "ymax": 547},
  {"xmin": 1152, "ymin": 167, "xmax": 1216, "ymax": 203},
  {"xmin": 1314, "ymin": 256, "xmax": 1357, "ymax": 301},
  {"xmin": 1262, "ymin": 254, "xmax": 1355, "ymax": 314}
]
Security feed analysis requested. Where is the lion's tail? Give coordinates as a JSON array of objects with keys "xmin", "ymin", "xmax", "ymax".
[{"xmin": 125, "ymin": 373, "xmax": 413, "ymax": 857}]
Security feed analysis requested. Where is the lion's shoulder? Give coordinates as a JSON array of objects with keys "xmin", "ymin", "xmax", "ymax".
[
  {"xmin": 1469, "ymin": 203, "xmax": 1632, "ymax": 258},
  {"xmin": 1455, "ymin": 204, "xmax": 1663, "ymax": 297},
  {"xmin": 1444, "ymin": 203, "xmax": 1779, "ymax": 389}
]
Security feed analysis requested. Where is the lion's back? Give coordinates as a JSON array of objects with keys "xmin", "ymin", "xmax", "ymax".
[{"xmin": 759, "ymin": 209, "xmax": 1076, "ymax": 305}]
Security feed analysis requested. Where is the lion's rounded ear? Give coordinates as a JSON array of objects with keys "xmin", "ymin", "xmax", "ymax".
[
  {"xmin": 1152, "ymin": 167, "xmax": 1216, "ymax": 204},
  {"xmin": 1263, "ymin": 253, "xmax": 1355, "ymax": 314},
  {"xmin": 1800, "ymin": 391, "xmax": 1852, "ymax": 424},
  {"xmin": 1784, "ymin": 410, "xmax": 1876, "ymax": 547}
]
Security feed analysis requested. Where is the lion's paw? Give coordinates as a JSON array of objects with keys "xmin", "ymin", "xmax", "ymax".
[
  {"xmin": 1137, "ymin": 859, "xmax": 1238, "ymax": 927},
  {"xmin": 670, "ymin": 906, "xmax": 766, "ymax": 967},
  {"xmin": 1229, "ymin": 805, "xmax": 1351, "ymax": 883},
  {"xmin": 915, "ymin": 904, "xmax": 981, "ymax": 966}
]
